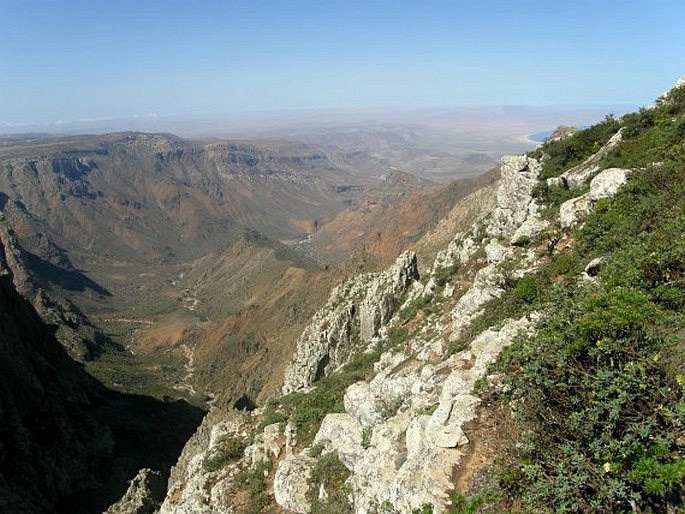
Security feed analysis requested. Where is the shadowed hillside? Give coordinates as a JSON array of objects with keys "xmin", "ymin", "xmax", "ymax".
[{"xmin": 0, "ymin": 228, "xmax": 204, "ymax": 513}]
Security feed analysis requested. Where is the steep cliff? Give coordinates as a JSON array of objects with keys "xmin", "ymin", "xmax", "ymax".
[{"xmin": 0, "ymin": 210, "xmax": 117, "ymax": 360}]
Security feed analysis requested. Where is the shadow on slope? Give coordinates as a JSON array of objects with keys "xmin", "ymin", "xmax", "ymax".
[
  {"xmin": 0, "ymin": 269, "xmax": 204, "ymax": 514},
  {"xmin": 23, "ymin": 249, "xmax": 110, "ymax": 296}
]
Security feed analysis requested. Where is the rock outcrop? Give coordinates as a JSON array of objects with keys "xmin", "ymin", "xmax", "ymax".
[
  {"xmin": 274, "ymin": 150, "xmax": 632, "ymax": 512},
  {"xmin": 273, "ymin": 454, "xmax": 314, "ymax": 514},
  {"xmin": 106, "ymin": 469, "xmax": 166, "ymax": 514},
  {"xmin": 159, "ymin": 411, "xmax": 247, "ymax": 514},
  {"xmin": 486, "ymin": 155, "xmax": 542, "ymax": 239},
  {"xmin": 561, "ymin": 129, "xmax": 624, "ymax": 188},
  {"xmin": 560, "ymin": 167, "xmax": 631, "ymax": 228},
  {"xmin": 282, "ymin": 251, "xmax": 419, "ymax": 394},
  {"xmin": 358, "ymin": 251, "xmax": 419, "ymax": 342}
]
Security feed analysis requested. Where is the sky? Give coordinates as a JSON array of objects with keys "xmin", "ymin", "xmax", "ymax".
[{"xmin": 1, "ymin": 0, "xmax": 684, "ymax": 126}]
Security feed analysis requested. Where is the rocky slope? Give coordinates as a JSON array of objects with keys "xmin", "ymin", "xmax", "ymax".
[{"xmin": 130, "ymin": 79, "xmax": 685, "ymax": 514}]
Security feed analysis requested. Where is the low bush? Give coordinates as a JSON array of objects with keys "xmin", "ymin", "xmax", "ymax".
[
  {"xmin": 203, "ymin": 435, "xmax": 247, "ymax": 472},
  {"xmin": 236, "ymin": 460, "xmax": 272, "ymax": 513},
  {"xmin": 310, "ymin": 452, "xmax": 352, "ymax": 513},
  {"xmin": 496, "ymin": 142, "xmax": 685, "ymax": 512}
]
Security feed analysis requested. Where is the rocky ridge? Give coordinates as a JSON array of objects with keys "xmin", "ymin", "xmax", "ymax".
[
  {"xmin": 282, "ymin": 251, "xmax": 419, "ymax": 394},
  {"xmin": 144, "ymin": 124, "xmax": 636, "ymax": 513},
  {"xmin": 0, "ymin": 210, "xmax": 115, "ymax": 359}
]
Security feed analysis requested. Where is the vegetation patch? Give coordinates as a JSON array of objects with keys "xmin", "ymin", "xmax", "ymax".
[
  {"xmin": 203, "ymin": 435, "xmax": 248, "ymax": 472},
  {"xmin": 433, "ymin": 262, "xmax": 461, "ymax": 287},
  {"xmin": 530, "ymin": 114, "xmax": 621, "ymax": 179},
  {"xmin": 261, "ymin": 349, "xmax": 382, "ymax": 445},
  {"xmin": 310, "ymin": 452, "xmax": 353, "ymax": 513},
  {"xmin": 235, "ymin": 459, "xmax": 273, "ymax": 513},
  {"xmin": 398, "ymin": 295, "xmax": 432, "ymax": 322},
  {"xmin": 494, "ymin": 124, "xmax": 685, "ymax": 512},
  {"xmin": 533, "ymin": 180, "xmax": 589, "ymax": 208},
  {"xmin": 602, "ymin": 87, "xmax": 685, "ymax": 170}
]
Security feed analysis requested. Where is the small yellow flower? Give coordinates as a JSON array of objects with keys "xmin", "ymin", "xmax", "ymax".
[{"xmin": 603, "ymin": 462, "xmax": 612, "ymax": 473}]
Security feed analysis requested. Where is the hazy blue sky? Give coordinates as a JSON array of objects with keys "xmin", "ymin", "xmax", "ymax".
[{"xmin": 1, "ymin": 0, "xmax": 683, "ymax": 124}]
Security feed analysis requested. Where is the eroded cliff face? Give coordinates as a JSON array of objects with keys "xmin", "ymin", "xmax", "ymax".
[
  {"xmin": 0, "ymin": 211, "xmax": 117, "ymax": 360},
  {"xmin": 143, "ymin": 123, "xmax": 637, "ymax": 513},
  {"xmin": 282, "ymin": 251, "xmax": 419, "ymax": 395},
  {"xmin": 0, "ymin": 215, "xmax": 205, "ymax": 513}
]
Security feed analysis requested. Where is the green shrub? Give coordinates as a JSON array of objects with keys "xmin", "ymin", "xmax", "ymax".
[
  {"xmin": 533, "ymin": 181, "xmax": 588, "ymax": 207},
  {"xmin": 534, "ymin": 115, "xmax": 621, "ymax": 179},
  {"xmin": 450, "ymin": 493, "xmax": 496, "ymax": 514},
  {"xmin": 602, "ymin": 86, "xmax": 685, "ymax": 170},
  {"xmin": 236, "ymin": 460, "xmax": 272, "ymax": 513},
  {"xmin": 386, "ymin": 325, "xmax": 410, "ymax": 348},
  {"xmin": 203, "ymin": 435, "xmax": 247, "ymax": 472},
  {"xmin": 399, "ymin": 295, "xmax": 431, "ymax": 321},
  {"xmin": 310, "ymin": 452, "xmax": 352, "ymax": 513},
  {"xmin": 496, "ymin": 149, "xmax": 685, "ymax": 512},
  {"xmin": 433, "ymin": 262, "xmax": 460, "ymax": 287},
  {"xmin": 513, "ymin": 275, "xmax": 540, "ymax": 304},
  {"xmin": 499, "ymin": 284, "xmax": 683, "ymax": 512}
]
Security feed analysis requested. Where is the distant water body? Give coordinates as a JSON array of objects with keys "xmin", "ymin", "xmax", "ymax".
[{"xmin": 528, "ymin": 130, "xmax": 553, "ymax": 142}]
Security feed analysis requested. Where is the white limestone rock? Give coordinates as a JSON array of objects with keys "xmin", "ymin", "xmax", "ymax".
[
  {"xmin": 283, "ymin": 251, "xmax": 418, "ymax": 394},
  {"xmin": 486, "ymin": 154, "xmax": 541, "ymax": 239},
  {"xmin": 580, "ymin": 256, "xmax": 606, "ymax": 282},
  {"xmin": 274, "ymin": 454, "xmax": 315, "ymax": 514},
  {"xmin": 313, "ymin": 413, "xmax": 364, "ymax": 469},
  {"xmin": 562, "ymin": 129, "xmax": 624, "ymax": 188},
  {"xmin": 560, "ymin": 168, "xmax": 631, "ymax": 228},
  {"xmin": 484, "ymin": 239, "xmax": 512, "ymax": 264},
  {"xmin": 450, "ymin": 263, "xmax": 505, "ymax": 338},
  {"xmin": 546, "ymin": 176, "xmax": 566, "ymax": 188},
  {"xmin": 344, "ymin": 381, "xmax": 384, "ymax": 429},
  {"xmin": 281, "ymin": 281, "xmax": 361, "ymax": 394},
  {"xmin": 158, "ymin": 412, "xmax": 246, "ymax": 514},
  {"xmin": 432, "ymin": 233, "xmax": 478, "ymax": 272},
  {"xmin": 511, "ymin": 214, "xmax": 550, "ymax": 246},
  {"xmin": 244, "ymin": 423, "xmax": 282, "ymax": 467},
  {"xmin": 560, "ymin": 193, "xmax": 592, "ymax": 228},
  {"xmin": 589, "ymin": 168, "xmax": 630, "ymax": 201},
  {"xmin": 341, "ymin": 316, "xmax": 536, "ymax": 513},
  {"xmin": 359, "ymin": 251, "xmax": 419, "ymax": 342}
]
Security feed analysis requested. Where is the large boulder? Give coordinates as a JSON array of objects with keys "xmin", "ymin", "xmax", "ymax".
[
  {"xmin": 560, "ymin": 193, "xmax": 592, "ymax": 228},
  {"xmin": 589, "ymin": 168, "xmax": 630, "ymax": 201},
  {"xmin": 274, "ymin": 454, "xmax": 314, "ymax": 514}
]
